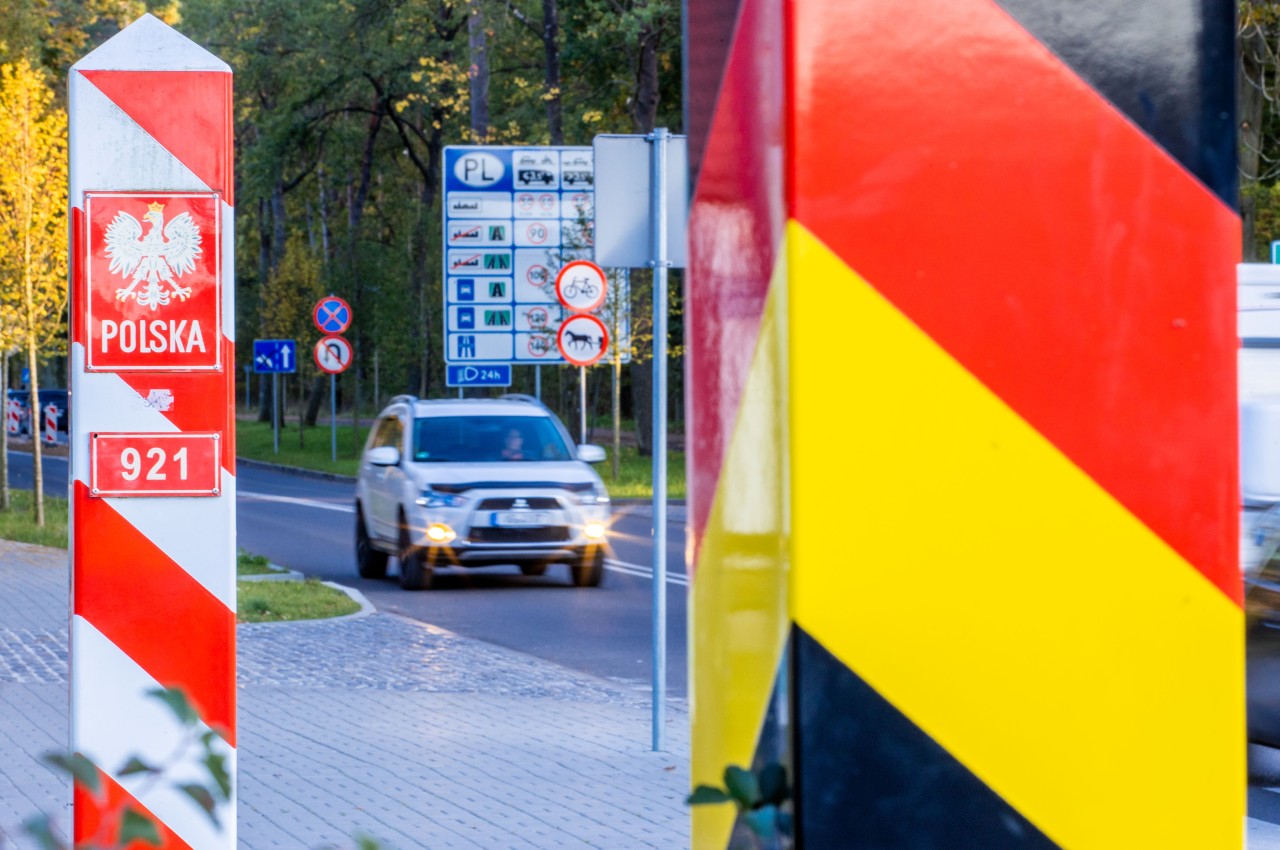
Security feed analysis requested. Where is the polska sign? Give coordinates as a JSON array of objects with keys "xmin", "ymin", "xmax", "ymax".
[{"xmin": 85, "ymin": 191, "xmax": 222, "ymax": 371}]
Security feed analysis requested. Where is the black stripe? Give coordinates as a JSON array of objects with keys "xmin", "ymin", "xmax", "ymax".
[
  {"xmin": 993, "ymin": 0, "xmax": 1236, "ymax": 207},
  {"xmin": 683, "ymin": 0, "xmax": 743, "ymax": 182},
  {"xmin": 793, "ymin": 627, "xmax": 1061, "ymax": 849}
]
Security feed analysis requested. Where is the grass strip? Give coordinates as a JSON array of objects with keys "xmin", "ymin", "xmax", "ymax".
[
  {"xmin": 237, "ymin": 578, "xmax": 360, "ymax": 623},
  {"xmin": 236, "ymin": 418, "xmax": 368, "ymax": 477},
  {"xmin": 236, "ymin": 550, "xmax": 281, "ymax": 576},
  {"xmin": 0, "ymin": 490, "xmax": 69, "ymax": 548},
  {"xmin": 599, "ymin": 444, "xmax": 686, "ymax": 500}
]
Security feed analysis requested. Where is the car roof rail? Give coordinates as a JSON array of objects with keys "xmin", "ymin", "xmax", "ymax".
[
  {"xmin": 389, "ymin": 394, "xmax": 418, "ymax": 407},
  {"xmin": 497, "ymin": 393, "xmax": 548, "ymax": 409}
]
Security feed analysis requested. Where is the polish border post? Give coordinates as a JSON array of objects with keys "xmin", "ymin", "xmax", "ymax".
[{"xmin": 68, "ymin": 16, "xmax": 236, "ymax": 848}]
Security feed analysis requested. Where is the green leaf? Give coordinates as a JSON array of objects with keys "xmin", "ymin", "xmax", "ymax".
[
  {"xmin": 42, "ymin": 751, "xmax": 100, "ymax": 794},
  {"xmin": 758, "ymin": 762, "xmax": 790, "ymax": 805},
  {"xmin": 685, "ymin": 785, "xmax": 732, "ymax": 806},
  {"xmin": 202, "ymin": 751, "xmax": 232, "ymax": 800},
  {"xmin": 744, "ymin": 805, "xmax": 779, "ymax": 840},
  {"xmin": 147, "ymin": 687, "xmax": 198, "ymax": 726},
  {"xmin": 177, "ymin": 783, "xmax": 220, "ymax": 828},
  {"xmin": 722, "ymin": 765, "xmax": 761, "ymax": 808},
  {"xmin": 117, "ymin": 756, "xmax": 160, "ymax": 778},
  {"xmin": 120, "ymin": 807, "xmax": 163, "ymax": 847},
  {"xmin": 22, "ymin": 813, "xmax": 67, "ymax": 850},
  {"xmin": 355, "ymin": 837, "xmax": 386, "ymax": 850}
]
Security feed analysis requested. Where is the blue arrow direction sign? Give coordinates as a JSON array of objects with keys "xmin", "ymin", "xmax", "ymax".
[
  {"xmin": 253, "ymin": 339, "xmax": 298, "ymax": 373},
  {"xmin": 446, "ymin": 364, "xmax": 512, "ymax": 387}
]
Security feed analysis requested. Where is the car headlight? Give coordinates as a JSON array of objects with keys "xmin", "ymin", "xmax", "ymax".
[
  {"xmin": 416, "ymin": 489, "xmax": 469, "ymax": 508},
  {"xmin": 578, "ymin": 485, "xmax": 610, "ymax": 506}
]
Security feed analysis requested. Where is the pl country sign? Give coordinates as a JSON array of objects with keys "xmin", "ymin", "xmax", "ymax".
[{"xmin": 85, "ymin": 191, "xmax": 222, "ymax": 371}]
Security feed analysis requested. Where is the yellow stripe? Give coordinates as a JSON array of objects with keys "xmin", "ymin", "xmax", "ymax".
[
  {"xmin": 788, "ymin": 220, "xmax": 1243, "ymax": 849},
  {"xmin": 691, "ymin": 249, "xmax": 790, "ymax": 850}
]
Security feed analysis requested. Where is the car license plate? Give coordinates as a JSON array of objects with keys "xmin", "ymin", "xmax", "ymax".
[{"xmin": 493, "ymin": 510, "xmax": 556, "ymax": 527}]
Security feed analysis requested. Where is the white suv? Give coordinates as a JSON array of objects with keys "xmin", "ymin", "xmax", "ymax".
[{"xmin": 354, "ymin": 394, "xmax": 611, "ymax": 589}]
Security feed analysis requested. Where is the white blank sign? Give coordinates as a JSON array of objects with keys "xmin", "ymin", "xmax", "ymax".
[{"xmin": 592, "ymin": 134, "xmax": 688, "ymax": 269}]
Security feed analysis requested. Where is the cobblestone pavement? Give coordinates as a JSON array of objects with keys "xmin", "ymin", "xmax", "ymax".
[{"xmin": 0, "ymin": 540, "xmax": 690, "ymax": 850}]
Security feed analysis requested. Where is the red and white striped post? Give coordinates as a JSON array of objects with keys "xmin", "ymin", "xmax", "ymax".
[{"xmin": 68, "ymin": 16, "xmax": 236, "ymax": 848}]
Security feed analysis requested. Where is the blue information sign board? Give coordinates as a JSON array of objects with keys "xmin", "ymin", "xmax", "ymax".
[
  {"xmin": 446, "ymin": 364, "xmax": 512, "ymax": 387},
  {"xmin": 442, "ymin": 146, "xmax": 596, "ymax": 365},
  {"xmin": 252, "ymin": 339, "xmax": 298, "ymax": 373}
]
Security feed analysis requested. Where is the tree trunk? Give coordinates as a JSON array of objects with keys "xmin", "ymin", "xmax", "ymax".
[
  {"xmin": 542, "ymin": 0, "xmax": 562, "ymax": 144},
  {"xmin": 468, "ymin": 0, "xmax": 490, "ymax": 141},
  {"xmin": 629, "ymin": 22, "xmax": 661, "ymax": 134},
  {"xmin": 304, "ymin": 374, "xmax": 327, "ymax": 427},
  {"xmin": 1240, "ymin": 23, "xmax": 1267, "ymax": 261},
  {"xmin": 0, "ymin": 351, "xmax": 9, "ymax": 511},
  {"xmin": 26, "ymin": 339, "xmax": 42, "ymax": 527}
]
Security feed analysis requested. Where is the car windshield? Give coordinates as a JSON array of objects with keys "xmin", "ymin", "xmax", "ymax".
[{"xmin": 412, "ymin": 415, "xmax": 573, "ymax": 463}]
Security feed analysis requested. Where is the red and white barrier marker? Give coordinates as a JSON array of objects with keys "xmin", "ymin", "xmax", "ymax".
[
  {"xmin": 5, "ymin": 399, "xmax": 20, "ymax": 436},
  {"xmin": 43, "ymin": 403, "xmax": 58, "ymax": 444},
  {"xmin": 69, "ymin": 15, "xmax": 236, "ymax": 848}
]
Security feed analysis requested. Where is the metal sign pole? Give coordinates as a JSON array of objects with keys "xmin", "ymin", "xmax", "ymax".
[
  {"xmin": 272, "ymin": 372, "xmax": 279, "ymax": 454},
  {"xmin": 580, "ymin": 366, "xmax": 588, "ymax": 443},
  {"xmin": 536, "ymin": 364, "xmax": 542, "ymax": 400},
  {"xmin": 650, "ymin": 126, "xmax": 670, "ymax": 752},
  {"xmin": 330, "ymin": 373, "xmax": 337, "ymax": 462}
]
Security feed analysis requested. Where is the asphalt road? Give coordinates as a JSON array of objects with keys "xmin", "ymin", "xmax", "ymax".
[{"xmin": 5, "ymin": 449, "xmax": 689, "ymax": 698}]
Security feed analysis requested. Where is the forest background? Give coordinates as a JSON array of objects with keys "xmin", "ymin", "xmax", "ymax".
[
  {"xmin": 8, "ymin": 1, "xmax": 1280, "ymax": 458},
  {"xmin": 0, "ymin": 0, "xmax": 681, "ymax": 460}
]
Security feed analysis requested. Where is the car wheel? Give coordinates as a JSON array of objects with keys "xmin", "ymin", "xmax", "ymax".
[
  {"xmin": 570, "ymin": 548, "xmax": 604, "ymax": 587},
  {"xmin": 398, "ymin": 512, "xmax": 433, "ymax": 590},
  {"xmin": 355, "ymin": 505, "xmax": 388, "ymax": 579},
  {"xmin": 519, "ymin": 562, "xmax": 548, "ymax": 577}
]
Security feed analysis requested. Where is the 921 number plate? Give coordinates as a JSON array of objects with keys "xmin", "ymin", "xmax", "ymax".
[{"xmin": 89, "ymin": 432, "xmax": 221, "ymax": 497}]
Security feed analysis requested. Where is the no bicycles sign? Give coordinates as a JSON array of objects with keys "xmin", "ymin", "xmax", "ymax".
[{"xmin": 554, "ymin": 259, "xmax": 607, "ymax": 314}]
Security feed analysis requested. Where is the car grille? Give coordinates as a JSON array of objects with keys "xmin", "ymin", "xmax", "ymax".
[
  {"xmin": 476, "ymin": 497, "xmax": 562, "ymax": 510},
  {"xmin": 469, "ymin": 526, "xmax": 571, "ymax": 544}
]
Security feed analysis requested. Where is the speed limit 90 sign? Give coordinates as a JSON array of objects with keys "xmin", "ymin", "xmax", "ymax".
[{"xmin": 89, "ymin": 432, "xmax": 222, "ymax": 497}]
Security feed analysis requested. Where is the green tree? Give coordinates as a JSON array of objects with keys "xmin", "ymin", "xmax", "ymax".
[{"xmin": 0, "ymin": 59, "xmax": 68, "ymax": 526}]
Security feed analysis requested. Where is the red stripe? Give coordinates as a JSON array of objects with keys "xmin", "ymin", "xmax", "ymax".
[
  {"xmin": 113, "ymin": 335, "xmax": 237, "ymax": 475},
  {"xmin": 80, "ymin": 71, "xmax": 233, "ymax": 205},
  {"xmin": 75, "ymin": 765, "xmax": 194, "ymax": 850},
  {"xmin": 686, "ymin": 0, "xmax": 787, "ymax": 567},
  {"xmin": 74, "ymin": 480, "xmax": 236, "ymax": 743},
  {"xmin": 790, "ymin": 0, "xmax": 1240, "ymax": 603}
]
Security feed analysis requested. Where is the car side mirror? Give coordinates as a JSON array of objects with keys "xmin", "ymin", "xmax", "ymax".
[
  {"xmin": 367, "ymin": 446, "xmax": 400, "ymax": 466},
  {"xmin": 577, "ymin": 444, "xmax": 606, "ymax": 463}
]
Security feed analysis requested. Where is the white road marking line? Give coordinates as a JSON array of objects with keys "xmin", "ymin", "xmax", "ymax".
[
  {"xmin": 606, "ymin": 558, "xmax": 689, "ymax": 586},
  {"xmin": 239, "ymin": 491, "xmax": 355, "ymax": 513}
]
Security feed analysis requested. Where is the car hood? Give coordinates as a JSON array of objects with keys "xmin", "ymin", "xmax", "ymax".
[{"xmin": 407, "ymin": 461, "xmax": 604, "ymax": 493}]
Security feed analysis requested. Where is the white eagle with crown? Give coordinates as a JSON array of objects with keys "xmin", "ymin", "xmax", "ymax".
[{"xmin": 103, "ymin": 201, "xmax": 203, "ymax": 310}]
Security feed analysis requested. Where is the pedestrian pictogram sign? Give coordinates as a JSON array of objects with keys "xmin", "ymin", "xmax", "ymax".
[
  {"xmin": 313, "ymin": 295, "xmax": 352, "ymax": 335},
  {"xmin": 314, "ymin": 335, "xmax": 353, "ymax": 374},
  {"xmin": 89, "ymin": 432, "xmax": 221, "ymax": 497},
  {"xmin": 85, "ymin": 191, "xmax": 222, "ymax": 372},
  {"xmin": 555, "ymin": 260, "xmax": 607, "ymax": 313},
  {"xmin": 557, "ymin": 313, "xmax": 609, "ymax": 367}
]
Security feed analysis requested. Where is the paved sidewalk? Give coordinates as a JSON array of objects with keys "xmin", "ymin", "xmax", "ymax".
[{"xmin": 0, "ymin": 540, "xmax": 689, "ymax": 849}]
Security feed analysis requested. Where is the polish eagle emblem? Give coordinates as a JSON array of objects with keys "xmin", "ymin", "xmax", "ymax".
[{"xmin": 103, "ymin": 201, "xmax": 203, "ymax": 310}]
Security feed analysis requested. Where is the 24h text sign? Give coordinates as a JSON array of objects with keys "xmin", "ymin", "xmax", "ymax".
[
  {"xmin": 85, "ymin": 191, "xmax": 222, "ymax": 372},
  {"xmin": 89, "ymin": 432, "xmax": 222, "ymax": 497}
]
